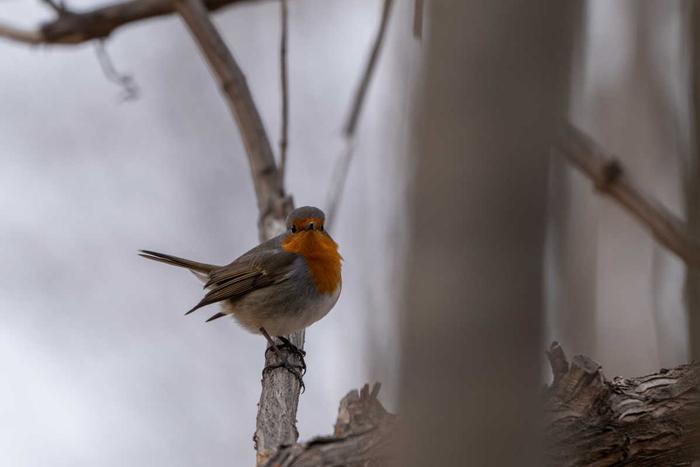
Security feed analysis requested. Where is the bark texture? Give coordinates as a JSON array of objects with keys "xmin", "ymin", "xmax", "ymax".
[
  {"xmin": 259, "ymin": 347, "xmax": 700, "ymax": 467},
  {"xmin": 546, "ymin": 342, "xmax": 699, "ymax": 466},
  {"xmin": 264, "ymin": 384, "xmax": 397, "ymax": 467}
]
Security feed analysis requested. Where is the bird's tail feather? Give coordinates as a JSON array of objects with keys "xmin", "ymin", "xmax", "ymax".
[{"xmin": 139, "ymin": 250, "xmax": 217, "ymax": 278}]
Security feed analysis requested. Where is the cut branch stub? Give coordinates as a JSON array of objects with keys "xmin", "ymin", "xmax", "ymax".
[{"xmin": 546, "ymin": 341, "xmax": 569, "ymax": 384}]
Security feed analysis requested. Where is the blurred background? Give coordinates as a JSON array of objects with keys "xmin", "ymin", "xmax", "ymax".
[{"xmin": 0, "ymin": 0, "xmax": 695, "ymax": 465}]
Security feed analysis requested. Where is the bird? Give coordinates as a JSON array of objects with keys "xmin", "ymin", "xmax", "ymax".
[{"xmin": 139, "ymin": 206, "xmax": 342, "ymax": 372}]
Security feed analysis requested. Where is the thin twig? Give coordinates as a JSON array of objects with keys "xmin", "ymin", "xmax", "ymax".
[
  {"xmin": 325, "ymin": 141, "xmax": 354, "ymax": 231},
  {"xmin": 558, "ymin": 123, "xmax": 700, "ymax": 266},
  {"xmin": 343, "ymin": 0, "xmax": 393, "ymax": 137},
  {"xmin": 326, "ymin": 0, "xmax": 393, "ymax": 229},
  {"xmin": 95, "ymin": 40, "xmax": 139, "ymax": 101},
  {"xmin": 279, "ymin": 0, "xmax": 289, "ymax": 182},
  {"xmin": 39, "ymin": 0, "xmax": 67, "ymax": 15}
]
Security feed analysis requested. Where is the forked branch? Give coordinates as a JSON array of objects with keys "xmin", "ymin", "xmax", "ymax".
[{"xmin": 0, "ymin": 0, "xmax": 257, "ymax": 45}]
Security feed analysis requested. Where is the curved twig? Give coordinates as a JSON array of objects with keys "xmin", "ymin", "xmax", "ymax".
[{"xmin": 278, "ymin": 0, "xmax": 289, "ymax": 182}]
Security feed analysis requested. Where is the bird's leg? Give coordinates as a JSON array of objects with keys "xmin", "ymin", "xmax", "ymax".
[
  {"xmin": 260, "ymin": 327, "xmax": 305, "ymax": 390},
  {"xmin": 260, "ymin": 327, "xmax": 282, "ymax": 354}
]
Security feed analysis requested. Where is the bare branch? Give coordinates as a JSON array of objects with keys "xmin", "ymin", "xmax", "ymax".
[
  {"xmin": 0, "ymin": 23, "xmax": 43, "ymax": 44},
  {"xmin": 326, "ymin": 0, "xmax": 393, "ymax": 229},
  {"xmin": 171, "ymin": 2, "xmax": 300, "ymax": 465},
  {"xmin": 0, "ymin": 0, "xmax": 255, "ymax": 45},
  {"xmin": 95, "ymin": 40, "xmax": 139, "ymax": 101},
  {"xmin": 264, "ymin": 383, "xmax": 397, "ymax": 467},
  {"xmin": 343, "ymin": 0, "xmax": 394, "ymax": 137},
  {"xmin": 278, "ymin": 0, "xmax": 289, "ymax": 182},
  {"xmin": 173, "ymin": 0, "xmax": 291, "ymax": 239},
  {"xmin": 324, "ymin": 141, "xmax": 355, "ymax": 231},
  {"xmin": 557, "ymin": 123, "xmax": 700, "ymax": 266}
]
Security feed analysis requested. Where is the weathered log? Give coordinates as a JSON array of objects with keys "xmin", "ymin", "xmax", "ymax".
[
  {"xmin": 262, "ymin": 346, "xmax": 699, "ymax": 466},
  {"xmin": 546, "ymin": 342, "xmax": 699, "ymax": 466}
]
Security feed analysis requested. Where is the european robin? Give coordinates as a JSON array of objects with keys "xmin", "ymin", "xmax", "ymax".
[{"xmin": 139, "ymin": 206, "xmax": 342, "ymax": 368}]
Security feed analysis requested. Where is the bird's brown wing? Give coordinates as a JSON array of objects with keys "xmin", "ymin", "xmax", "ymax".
[{"xmin": 186, "ymin": 240, "xmax": 298, "ymax": 315}]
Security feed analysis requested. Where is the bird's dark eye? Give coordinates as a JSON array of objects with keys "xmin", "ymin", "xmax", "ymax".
[
  {"xmin": 319, "ymin": 225, "xmax": 324, "ymax": 232},
  {"xmin": 290, "ymin": 225, "xmax": 297, "ymax": 233}
]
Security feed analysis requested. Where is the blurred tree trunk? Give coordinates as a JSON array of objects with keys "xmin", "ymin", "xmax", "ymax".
[
  {"xmin": 688, "ymin": 0, "xmax": 700, "ymax": 362},
  {"xmin": 399, "ymin": 1, "xmax": 578, "ymax": 465}
]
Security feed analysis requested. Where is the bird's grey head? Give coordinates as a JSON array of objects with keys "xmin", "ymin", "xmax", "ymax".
[{"xmin": 286, "ymin": 206, "xmax": 326, "ymax": 233}]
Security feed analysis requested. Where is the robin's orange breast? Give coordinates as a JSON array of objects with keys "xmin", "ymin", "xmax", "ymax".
[{"xmin": 282, "ymin": 230, "xmax": 342, "ymax": 294}]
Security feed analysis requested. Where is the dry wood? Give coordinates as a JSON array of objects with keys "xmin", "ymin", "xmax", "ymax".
[
  {"xmin": 267, "ymin": 344, "xmax": 700, "ymax": 466},
  {"xmin": 172, "ymin": 1, "xmax": 301, "ymax": 465},
  {"xmin": 546, "ymin": 342, "xmax": 699, "ymax": 466},
  {"xmin": 0, "ymin": 0, "xmax": 255, "ymax": 45},
  {"xmin": 557, "ymin": 124, "xmax": 700, "ymax": 266},
  {"xmin": 264, "ymin": 383, "xmax": 397, "ymax": 467}
]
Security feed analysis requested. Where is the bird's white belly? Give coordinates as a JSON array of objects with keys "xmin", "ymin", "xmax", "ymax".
[
  {"xmin": 223, "ymin": 285, "xmax": 341, "ymax": 337},
  {"xmin": 300, "ymin": 286, "xmax": 341, "ymax": 329}
]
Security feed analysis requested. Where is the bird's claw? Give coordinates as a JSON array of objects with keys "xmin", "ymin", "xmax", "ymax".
[
  {"xmin": 263, "ymin": 360, "xmax": 305, "ymax": 393},
  {"xmin": 264, "ymin": 337, "xmax": 307, "ymax": 374},
  {"xmin": 277, "ymin": 336, "xmax": 307, "ymax": 357}
]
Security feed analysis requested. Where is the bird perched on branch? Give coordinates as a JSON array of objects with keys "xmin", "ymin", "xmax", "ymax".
[{"xmin": 140, "ymin": 206, "xmax": 342, "ymax": 375}]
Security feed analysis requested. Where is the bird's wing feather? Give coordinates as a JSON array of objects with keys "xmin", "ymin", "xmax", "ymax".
[{"xmin": 187, "ymin": 242, "xmax": 298, "ymax": 315}]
